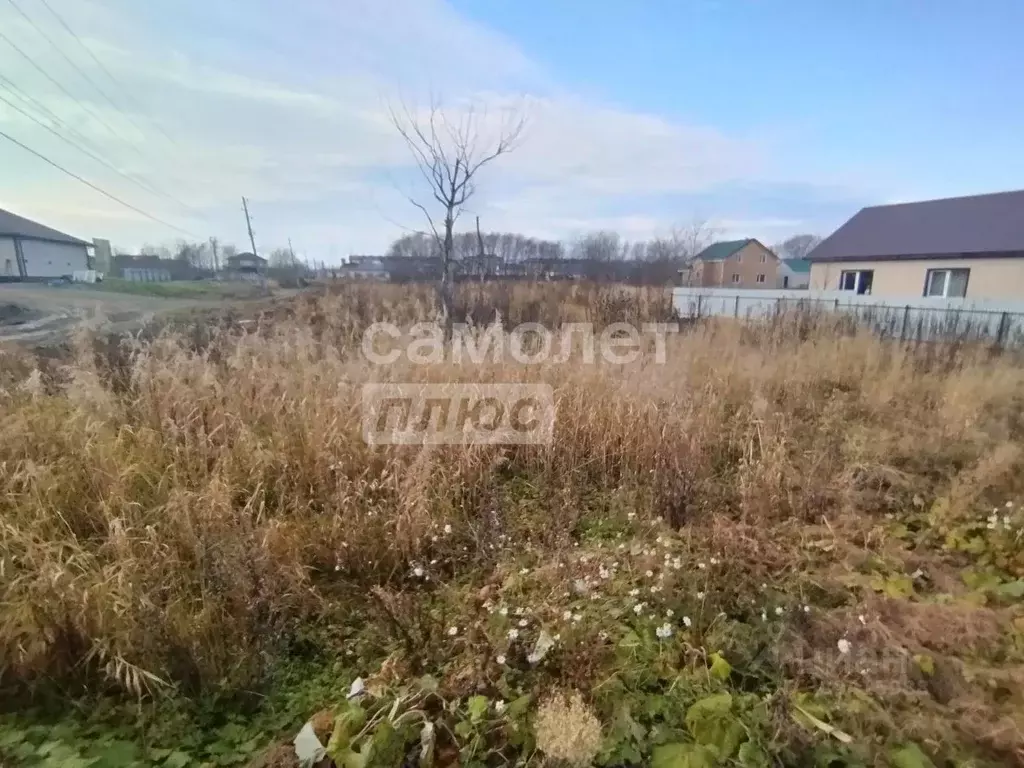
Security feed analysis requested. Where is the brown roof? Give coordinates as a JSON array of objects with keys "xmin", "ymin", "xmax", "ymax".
[{"xmin": 810, "ymin": 189, "xmax": 1024, "ymax": 263}]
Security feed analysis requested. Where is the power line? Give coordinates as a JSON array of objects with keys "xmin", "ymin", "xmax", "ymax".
[
  {"xmin": 0, "ymin": 127, "xmax": 197, "ymax": 237},
  {"xmin": 0, "ymin": 77, "xmax": 206, "ymax": 220},
  {"xmin": 34, "ymin": 0, "xmax": 182, "ymax": 148},
  {"xmin": 0, "ymin": 84, "xmax": 192, "ymax": 211},
  {"xmin": 0, "ymin": 27, "xmax": 138, "ymax": 151},
  {"xmin": 4, "ymin": 0, "xmax": 145, "ymax": 139},
  {"xmin": 0, "ymin": 70, "xmax": 101, "ymax": 157}
]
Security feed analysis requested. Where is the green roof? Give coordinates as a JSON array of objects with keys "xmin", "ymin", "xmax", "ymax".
[
  {"xmin": 782, "ymin": 258, "xmax": 811, "ymax": 274},
  {"xmin": 695, "ymin": 239, "xmax": 752, "ymax": 262}
]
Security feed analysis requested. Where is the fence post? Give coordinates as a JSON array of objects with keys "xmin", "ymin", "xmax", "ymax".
[
  {"xmin": 996, "ymin": 312, "xmax": 1010, "ymax": 348},
  {"xmin": 734, "ymin": 295, "xmax": 740, "ymax": 318},
  {"xmin": 696, "ymin": 294, "xmax": 702, "ymax": 319},
  {"xmin": 834, "ymin": 298, "xmax": 840, "ymax": 312},
  {"xmin": 900, "ymin": 305, "xmax": 910, "ymax": 341}
]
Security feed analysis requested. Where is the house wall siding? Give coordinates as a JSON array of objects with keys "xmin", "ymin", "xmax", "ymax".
[
  {"xmin": 719, "ymin": 241, "xmax": 779, "ymax": 289},
  {"xmin": 809, "ymin": 258, "xmax": 1024, "ymax": 299},
  {"xmin": 0, "ymin": 237, "xmax": 18, "ymax": 277},
  {"xmin": 19, "ymin": 239, "xmax": 89, "ymax": 278}
]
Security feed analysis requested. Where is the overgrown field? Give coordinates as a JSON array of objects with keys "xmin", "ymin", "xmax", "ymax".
[{"xmin": 2, "ymin": 282, "xmax": 1024, "ymax": 767}]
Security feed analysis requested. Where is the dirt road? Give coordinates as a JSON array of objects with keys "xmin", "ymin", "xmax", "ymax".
[{"xmin": 0, "ymin": 284, "xmax": 225, "ymax": 343}]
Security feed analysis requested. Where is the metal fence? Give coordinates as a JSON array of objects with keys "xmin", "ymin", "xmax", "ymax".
[{"xmin": 672, "ymin": 288, "xmax": 1024, "ymax": 346}]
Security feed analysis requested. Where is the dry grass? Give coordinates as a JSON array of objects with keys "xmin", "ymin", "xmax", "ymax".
[{"xmin": 1, "ymin": 281, "xmax": 1023, "ymax": 763}]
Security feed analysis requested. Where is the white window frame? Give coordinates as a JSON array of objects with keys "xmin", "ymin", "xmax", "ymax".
[
  {"xmin": 759, "ymin": 253, "xmax": 767, "ymax": 263},
  {"xmin": 839, "ymin": 269, "xmax": 873, "ymax": 294},
  {"xmin": 756, "ymin": 273, "xmax": 766, "ymax": 283},
  {"xmin": 731, "ymin": 273, "xmax": 741, "ymax": 283},
  {"xmin": 923, "ymin": 268, "xmax": 969, "ymax": 298}
]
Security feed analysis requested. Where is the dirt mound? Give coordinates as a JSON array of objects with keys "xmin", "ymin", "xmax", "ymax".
[{"xmin": 0, "ymin": 303, "xmax": 43, "ymax": 326}]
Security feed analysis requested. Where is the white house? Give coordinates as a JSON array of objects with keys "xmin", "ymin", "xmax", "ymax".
[
  {"xmin": 777, "ymin": 258, "xmax": 811, "ymax": 289},
  {"xmin": 0, "ymin": 207, "xmax": 90, "ymax": 280}
]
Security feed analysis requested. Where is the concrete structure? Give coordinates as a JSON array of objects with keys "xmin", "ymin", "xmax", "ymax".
[
  {"xmin": 684, "ymin": 239, "xmax": 779, "ymax": 289},
  {"xmin": 809, "ymin": 190, "xmax": 1024, "ymax": 299},
  {"xmin": 777, "ymin": 258, "xmax": 811, "ymax": 289},
  {"xmin": 0, "ymin": 207, "xmax": 90, "ymax": 280}
]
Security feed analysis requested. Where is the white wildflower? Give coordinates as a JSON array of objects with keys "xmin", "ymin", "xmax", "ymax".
[
  {"xmin": 665, "ymin": 609, "xmax": 674, "ymax": 618},
  {"xmin": 650, "ymin": 585, "xmax": 662, "ymax": 595},
  {"xmin": 697, "ymin": 562, "xmax": 706, "ymax": 570},
  {"xmin": 496, "ymin": 655, "xmax": 506, "ymax": 665},
  {"xmin": 696, "ymin": 591, "xmax": 705, "ymax": 600},
  {"xmin": 803, "ymin": 605, "xmax": 811, "ymax": 613},
  {"xmin": 507, "ymin": 628, "xmax": 519, "ymax": 640},
  {"xmin": 519, "ymin": 567, "xmax": 529, "ymax": 575},
  {"xmin": 761, "ymin": 610, "xmax": 768, "ymax": 622},
  {"xmin": 447, "ymin": 626, "xmax": 458, "ymax": 637},
  {"xmin": 709, "ymin": 557, "xmax": 719, "ymax": 565},
  {"xmin": 599, "ymin": 567, "xmax": 611, "ymax": 579},
  {"xmin": 572, "ymin": 613, "xmax": 582, "ymax": 622},
  {"xmin": 494, "ymin": 700, "xmax": 506, "ymax": 714},
  {"xmin": 443, "ymin": 524, "xmax": 452, "ymax": 534},
  {"xmin": 628, "ymin": 588, "xmax": 640, "ymax": 597},
  {"xmin": 347, "ymin": 677, "xmax": 365, "ymax": 699},
  {"xmin": 598, "ymin": 631, "xmax": 609, "ymax": 641},
  {"xmin": 645, "ymin": 570, "xmax": 654, "ymax": 578},
  {"xmin": 627, "ymin": 512, "xmax": 637, "ymax": 520},
  {"xmin": 858, "ymin": 614, "xmax": 866, "ymax": 625},
  {"xmin": 837, "ymin": 638, "xmax": 852, "ymax": 655},
  {"xmin": 775, "ymin": 606, "xmax": 784, "ymax": 616},
  {"xmin": 1007, "ymin": 501, "xmax": 1015, "ymax": 509},
  {"xmin": 656, "ymin": 623, "xmax": 674, "ymax": 639},
  {"xmin": 518, "ymin": 618, "xmax": 528, "ymax": 628},
  {"xmin": 499, "ymin": 606, "xmax": 509, "ymax": 617},
  {"xmin": 334, "ymin": 564, "xmax": 341, "ymax": 572},
  {"xmin": 682, "ymin": 616, "xmax": 692, "ymax": 628},
  {"xmin": 633, "ymin": 602, "xmax": 646, "ymax": 615},
  {"xmin": 563, "ymin": 610, "xmax": 573, "ymax": 621},
  {"xmin": 412, "ymin": 566, "xmax": 424, "ymax": 578},
  {"xmin": 671, "ymin": 558, "xmax": 682, "ymax": 570}
]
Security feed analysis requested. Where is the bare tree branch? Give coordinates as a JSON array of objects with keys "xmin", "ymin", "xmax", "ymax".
[{"xmin": 390, "ymin": 98, "xmax": 526, "ymax": 337}]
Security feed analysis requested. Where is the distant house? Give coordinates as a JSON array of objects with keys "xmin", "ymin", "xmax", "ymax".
[
  {"xmin": 808, "ymin": 190, "xmax": 1024, "ymax": 299},
  {"xmin": 777, "ymin": 258, "xmax": 811, "ymax": 289},
  {"xmin": 0, "ymin": 207, "xmax": 90, "ymax": 280},
  {"xmin": 112, "ymin": 255, "xmax": 172, "ymax": 282},
  {"xmin": 684, "ymin": 239, "xmax": 779, "ymax": 289},
  {"xmin": 112, "ymin": 254, "xmax": 205, "ymax": 282},
  {"xmin": 222, "ymin": 252, "xmax": 267, "ymax": 282}
]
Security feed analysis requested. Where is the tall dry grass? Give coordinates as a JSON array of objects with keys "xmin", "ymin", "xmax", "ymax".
[{"xmin": 1, "ymin": 282, "xmax": 1022, "ymax": 699}]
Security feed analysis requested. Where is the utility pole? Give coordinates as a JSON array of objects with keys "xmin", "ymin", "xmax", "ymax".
[{"xmin": 241, "ymin": 196, "xmax": 258, "ymax": 256}]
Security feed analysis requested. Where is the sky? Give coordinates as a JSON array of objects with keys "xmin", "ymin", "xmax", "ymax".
[{"xmin": 0, "ymin": 0, "xmax": 1022, "ymax": 262}]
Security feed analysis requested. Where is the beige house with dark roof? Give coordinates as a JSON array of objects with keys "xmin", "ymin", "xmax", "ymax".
[
  {"xmin": 809, "ymin": 190, "xmax": 1024, "ymax": 299},
  {"xmin": 683, "ymin": 239, "xmax": 780, "ymax": 289}
]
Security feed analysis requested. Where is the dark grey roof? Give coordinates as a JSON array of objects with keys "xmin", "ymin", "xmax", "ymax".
[
  {"xmin": 0, "ymin": 206, "xmax": 89, "ymax": 246},
  {"xmin": 810, "ymin": 189, "xmax": 1024, "ymax": 262}
]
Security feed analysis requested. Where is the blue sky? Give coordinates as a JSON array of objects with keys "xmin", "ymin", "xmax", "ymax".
[{"xmin": 0, "ymin": 0, "xmax": 1021, "ymax": 259}]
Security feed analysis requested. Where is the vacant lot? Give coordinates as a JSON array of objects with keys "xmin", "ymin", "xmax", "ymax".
[
  {"xmin": 1, "ymin": 282, "xmax": 1023, "ymax": 767},
  {"xmin": 0, "ymin": 281, "xmax": 271, "ymax": 344}
]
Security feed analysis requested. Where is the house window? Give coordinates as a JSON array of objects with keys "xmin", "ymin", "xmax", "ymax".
[
  {"xmin": 839, "ymin": 269, "xmax": 874, "ymax": 295},
  {"xmin": 759, "ymin": 253, "xmax": 767, "ymax": 263},
  {"xmin": 756, "ymin": 273, "xmax": 766, "ymax": 283},
  {"xmin": 924, "ymin": 268, "xmax": 969, "ymax": 298},
  {"xmin": 731, "ymin": 273, "xmax": 741, "ymax": 283},
  {"xmin": 783, "ymin": 275, "xmax": 790, "ymax": 288}
]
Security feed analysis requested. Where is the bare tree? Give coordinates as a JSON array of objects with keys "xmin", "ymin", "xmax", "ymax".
[
  {"xmin": 391, "ymin": 100, "xmax": 525, "ymax": 336},
  {"xmin": 774, "ymin": 234, "xmax": 822, "ymax": 260}
]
